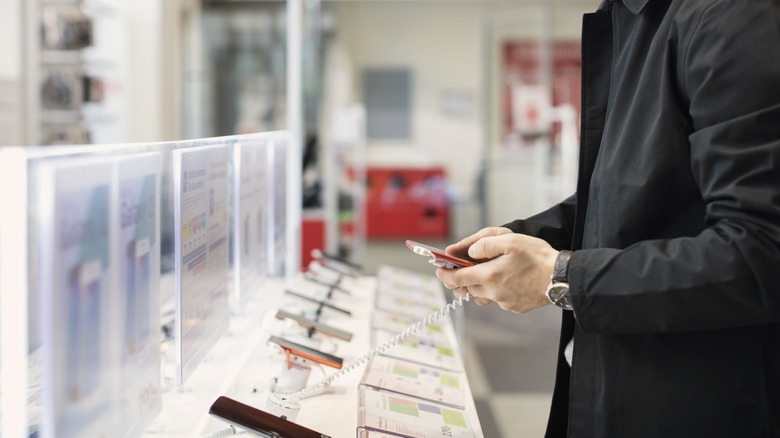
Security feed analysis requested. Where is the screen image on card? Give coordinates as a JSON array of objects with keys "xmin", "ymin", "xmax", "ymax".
[
  {"xmin": 125, "ymin": 238, "xmax": 151, "ymax": 355},
  {"xmin": 68, "ymin": 260, "xmax": 101, "ymax": 403},
  {"xmin": 135, "ymin": 238, "xmax": 151, "ymax": 350},
  {"xmin": 125, "ymin": 240, "xmax": 138, "ymax": 354}
]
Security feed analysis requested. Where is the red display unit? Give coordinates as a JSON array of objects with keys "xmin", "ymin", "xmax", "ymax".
[
  {"xmin": 365, "ymin": 167, "xmax": 449, "ymax": 239},
  {"xmin": 301, "ymin": 214, "xmax": 326, "ymax": 269}
]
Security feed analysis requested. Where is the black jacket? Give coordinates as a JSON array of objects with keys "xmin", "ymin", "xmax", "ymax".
[{"xmin": 503, "ymin": 0, "xmax": 780, "ymax": 436}]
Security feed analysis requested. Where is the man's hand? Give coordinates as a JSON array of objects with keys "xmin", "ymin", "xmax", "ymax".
[{"xmin": 436, "ymin": 230, "xmax": 559, "ymax": 314}]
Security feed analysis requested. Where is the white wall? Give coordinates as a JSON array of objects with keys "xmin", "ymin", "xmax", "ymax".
[
  {"xmin": 0, "ymin": 0, "xmax": 22, "ymax": 80},
  {"xmin": 124, "ymin": 0, "xmax": 185, "ymax": 143},
  {"xmin": 0, "ymin": 0, "xmax": 23, "ymax": 146},
  {"xmin": 330, "ymin": 1, "xmax": 594, "ymax": 233},
  {"xmin": 333, "ymin": 2, "xmax": 484, "ymax": 203}
]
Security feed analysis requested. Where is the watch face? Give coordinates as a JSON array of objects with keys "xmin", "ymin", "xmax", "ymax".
[
  {"xmin": 548, "ymin": 284, "xmax": 569, "ymax": 301},
  {"xmin": 545, "ymin": 282, "xmax": 573, "ymax": 310}
]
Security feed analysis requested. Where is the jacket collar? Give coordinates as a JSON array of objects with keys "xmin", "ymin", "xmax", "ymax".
[
  {"xmin": 600, "ymin": 0, "xmax": 651, "ymax": 15},
  {"xmin": 623, "ymin": 0, "xmax": 651, "ymax": 15}
]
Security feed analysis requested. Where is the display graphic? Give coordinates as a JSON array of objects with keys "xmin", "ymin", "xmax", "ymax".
[
  {"xmin": 173, "ymin": 145, "xmax": 231, "ymax": 385},
  {"xmin": 375, "ymin": 294, "xmax": 447, "ymax": 321},
  {"xmin": 372, "ymin": 309, "xmax": 451, "ymax": 345},
  {"xmin": 375, "ymin": 279, "xmax": 447, "ymax": 310},
  {"xmin": 116, "ymin": 153, "xmax": 161, "ymax": 437},
  {"xmin": 37, "ymin": 158, "xmax": 114, "ymax": 438},
  {"xmin": 373, "ymin": 329, "xmax": 462, "ymax": 373},
  {"xmin": 361, "ymin": 356, "xmax": 466, "ymax": 409},
  {"xmin": 358, "ymin": 387, "xmax": 474, "ymax": 438},
  {"xmin": 231, "ymin": 139, "xmax": 268, "ymax": 312},
  {"xmin": 376, "ymin": 265, "xmax": 444, "ymax": 297}
]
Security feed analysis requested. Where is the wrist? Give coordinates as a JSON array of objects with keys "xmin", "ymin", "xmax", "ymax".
[{"xmin": 545, "ymin": 250, "xmax": 573, "ymax": 310}]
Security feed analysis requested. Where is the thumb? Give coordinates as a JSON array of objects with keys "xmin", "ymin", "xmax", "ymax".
[
  {"xmin": 468, "ymin": 235, "xmax": 509, "ymax": 260},
  {"xmin": 448, "ymin": 227, "xmax": 511, "ymax": 254}
]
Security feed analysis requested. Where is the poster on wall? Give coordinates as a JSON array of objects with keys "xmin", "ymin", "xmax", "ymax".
[
  {"xmin": 37, "ymin": 157, "xmax": 115, "ymax": 438},
  {"xmin": 116, "ymin": 152, "xmax": 161, "ymax": 437},
  {"xmin": 502, "ymin": 40, "xmax": 581, "ymax": 148},
  {"xmin": 231, "ymin": 138, "xmax": 268, "ymax": 313},
  {"xmin": 172, "ymin": 144, "xmax": 230, "ymax": 385}
]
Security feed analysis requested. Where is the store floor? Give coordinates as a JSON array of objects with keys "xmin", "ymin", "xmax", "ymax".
[{"xmin": 363, "ymin": 238, "xmax": 562, "ymax": 438}]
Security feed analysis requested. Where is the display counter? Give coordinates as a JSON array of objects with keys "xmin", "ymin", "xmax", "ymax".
[{"xmin": 148, "ymin": 265, "xmax": 483, "ymax": 438}]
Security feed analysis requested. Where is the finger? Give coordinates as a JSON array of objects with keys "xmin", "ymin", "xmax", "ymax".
[
  {"xmin": 435, "ymin": 267, "xmax": 461, "ymax": 290},
  {"xmin": 468, "ymin": 234, "xmax": 512, "ymax": 260},
  {"xmin": 473, "ymin": 297, "xmax": 493, "ymax": 306},
  {"xmin": 451, "ymin": 286, "xmax": 470, "ymax": 299},
  {"xmin": 446, "ymin": 227, "xmax": 511, "ymax": 255}
]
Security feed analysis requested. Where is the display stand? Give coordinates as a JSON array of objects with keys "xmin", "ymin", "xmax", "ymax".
[{"xmin": 1, "ymin": 132, "xmax": 483, "ymax": 438}]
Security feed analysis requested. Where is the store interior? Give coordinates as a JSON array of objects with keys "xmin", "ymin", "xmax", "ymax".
[{"xmin": 0, "ymin": 0, "xmax": 596, "ymax": 436}]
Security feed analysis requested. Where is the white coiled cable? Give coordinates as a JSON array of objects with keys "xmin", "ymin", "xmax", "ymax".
[{"xmin": 282, "ymin": 293, "xmax": 471, "ymax": 401}]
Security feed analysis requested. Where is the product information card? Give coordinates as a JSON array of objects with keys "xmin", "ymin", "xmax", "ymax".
[
  {"xmin": 373, "ymin": 328, "xmax": 463, "ymax": 373},
  {"xmin": 173, "ymin": 145, "xmax": 230, "ymax": 385},
  {"xmin": 358, "ymin": 387, "xmax": 475, "ymax": 438},
  {"xmin": 231, "ymin": 139, "xmax": 268, "ymax": 312},
  {"xmin": 38, "ymin": 157, "xmax": 114, "ymax": 438},
  {"xmin": 361, "ymin": 356, "xmax": 466, "ymax": 409},
  {"xmin": 116, "ymin": 153, "xmax": 161, "ymax": 437},
  {"xmin": 267, "ymin": 139, "xmax": 287, "ymax": 276}
]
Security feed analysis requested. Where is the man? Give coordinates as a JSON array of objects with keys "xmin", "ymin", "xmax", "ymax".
[{"xmin": 436, "ymin": 0, "xmax": 780, "ymax": 436}]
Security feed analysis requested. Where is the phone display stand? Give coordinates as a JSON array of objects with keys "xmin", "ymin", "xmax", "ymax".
[
  {"xmin": 265, "ymin": 393, "xmax": 302, "ymax": 421},
  {"xmin": 310, "ymin": 248, "xmax": 363, "ymax": 278},
  {"xmin": 274, "ymin": 354, "xmax": 313, "ymax": 394},
  {"xmin": 203, "ymin": 264, "xmax": 483, "ymax": 437}
]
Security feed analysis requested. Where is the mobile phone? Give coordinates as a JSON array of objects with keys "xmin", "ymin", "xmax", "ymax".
[
  {"xmin": 310, "ymin": 249, "xmax": 362, "ymax": 277},
  {"xmin": 209, "ymin": 396, "xmax": 331, "ymax": 438},
  {"xmin": 268, "ymin": 335, "xmax": 344, "ymax": 369},
  {"xmin": 275, "ymin": 309, "xmax": 353, "ymax": 342},
  {"xmin": 284, "ymin": 289, "xmax": 352, "ymax": 316},
  {"xmin": 405, "ymin": 240, "xmax": 476, "ymax": 269}
]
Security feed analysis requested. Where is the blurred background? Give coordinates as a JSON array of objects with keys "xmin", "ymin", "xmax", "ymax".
[{"xmin": 0, "ymin": 1, "xmax": 595, "ymax": 435}]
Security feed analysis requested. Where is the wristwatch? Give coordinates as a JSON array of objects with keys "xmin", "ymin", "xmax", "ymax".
[{"xmin": 545, "ymin": 250, "xmax": 573, "ymax": 310}]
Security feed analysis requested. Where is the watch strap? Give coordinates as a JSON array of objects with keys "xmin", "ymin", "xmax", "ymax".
[{"xmin": 553, "ymin": 250, "xmax": 572, "ymax": 283}]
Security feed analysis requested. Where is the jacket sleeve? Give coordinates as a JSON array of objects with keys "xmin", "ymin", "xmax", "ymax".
[
  {"xmin": 571, "ymin": 0, "xmax": 780, "ymax": 334},
  {"xmin": 502, "ymin": 194, "xmax": 576, "ymax": 251}
]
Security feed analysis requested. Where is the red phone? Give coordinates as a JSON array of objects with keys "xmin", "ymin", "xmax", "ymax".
[{"xmin": 405, "ymin": 240, "xmax": 476, "ymax": 269}]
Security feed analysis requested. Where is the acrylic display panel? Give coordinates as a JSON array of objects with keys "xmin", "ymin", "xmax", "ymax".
[
  {"xmin": 31, "ymin": 152, "xmax": 163, "ymax": 438},
  {"xmin": 0, "ymin": 131, "xmax": 295, "ymax": 437},
  {"xmin": 35, "ymin": 156, "xmax": 115, "ymax": 438},
  {"xmin": 0, "ymin": 148, "xmax": 32, "ymax": 438},
  {"xmin": 267, "ymin": 137, "xmax": 288, "ymax": 277},
  {"xmin": 116, "ymin": 153, "xmax": 162, "ymax": 438},
  {"xmin": 172, "ymin": 144, "xmax": 231, "ymax": 385},
  {"xmin": 230, "ymin": 138, "xmax": 269, "ymax": 313}
]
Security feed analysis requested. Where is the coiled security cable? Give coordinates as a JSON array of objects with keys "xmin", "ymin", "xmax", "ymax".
[{"xmin": 281, "ymin": 293, "xmax": 471, "ymax": 401}]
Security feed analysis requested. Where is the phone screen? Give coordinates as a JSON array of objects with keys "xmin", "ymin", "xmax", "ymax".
[{"xmin": 405, "ymin": 240, "xmax": 476, "ymax": 269}]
